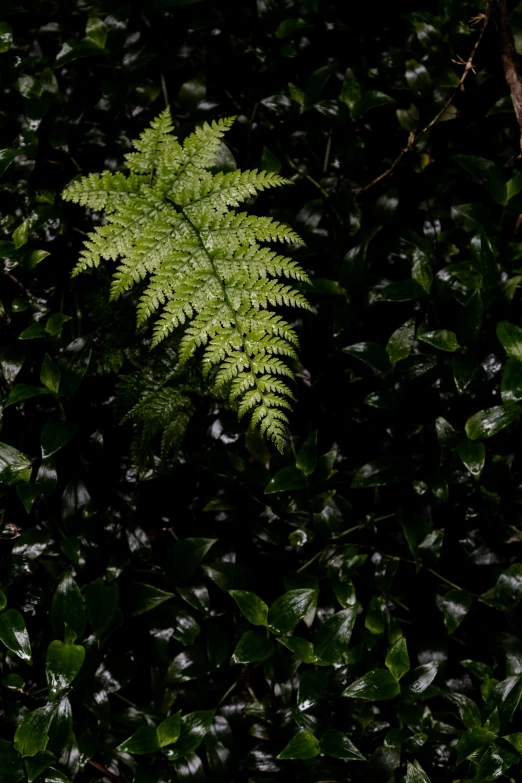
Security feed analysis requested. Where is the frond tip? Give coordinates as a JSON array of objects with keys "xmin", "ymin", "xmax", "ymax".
[{"xmin": 63, "ymin": 109, "xmax": 309, "ymax": 450}]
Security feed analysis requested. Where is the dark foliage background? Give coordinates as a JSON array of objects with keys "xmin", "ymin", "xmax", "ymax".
[{"xmin": 3, "ymin": 0, "xmax": 522, "ymax": 781}]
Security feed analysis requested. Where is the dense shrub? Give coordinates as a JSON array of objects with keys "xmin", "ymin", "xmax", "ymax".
[{"xmin": 3, "ymin": 1, "xmax": 522, "ymax": 782}]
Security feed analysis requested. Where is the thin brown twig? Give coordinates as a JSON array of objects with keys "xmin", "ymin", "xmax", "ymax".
[
  {"xmin": 87, "ymin": 759, "xmax": 127, "ymax": 783},
  {"xmin": 355, "ymin": 7, "xmax": 491, "ymax": 197}
]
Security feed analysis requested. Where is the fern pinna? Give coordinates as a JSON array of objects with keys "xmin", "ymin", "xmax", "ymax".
[{"xmin": 63, "ymin": 110, "xmax": 310, "ymax": 449}]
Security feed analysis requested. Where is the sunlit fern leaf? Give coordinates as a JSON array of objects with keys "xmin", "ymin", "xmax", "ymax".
[{"xmin": 63, "ymin": 108, "xmax": 310, "ymax": 450}]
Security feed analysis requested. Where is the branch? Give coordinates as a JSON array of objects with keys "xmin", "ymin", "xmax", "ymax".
[
  {"xmin": 87, "ymin": 759, "xmax": 127, "ymax": 783},
  {"xmin": 355, "ymin": 8, "xmax": 491, "ymax": 196},
  {"xmin": 495, "ymin": 0, "xmax": 522, "ymax": 150}
]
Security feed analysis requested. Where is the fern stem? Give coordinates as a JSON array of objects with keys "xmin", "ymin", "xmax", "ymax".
[{"xmin": 176, "ymin": 203, "xmax": 272, "ymax": 417}]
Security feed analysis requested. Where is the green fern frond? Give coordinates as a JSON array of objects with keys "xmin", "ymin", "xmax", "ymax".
[
  {"xmin": 63, "ymin": 110, "xmax": 310, "ymax": 450},
  {"xmin": 116, "ymin": 344, "xmax": 200, "ymax": 466}
]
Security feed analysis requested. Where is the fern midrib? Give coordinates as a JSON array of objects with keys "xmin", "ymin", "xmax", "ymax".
[{"xmin": 175, "ymin": 202, "xmax": 271, "ymax": 409}]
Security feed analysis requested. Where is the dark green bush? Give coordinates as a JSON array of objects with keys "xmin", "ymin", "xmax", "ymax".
[{"xmin": 3, "ymin": 1, "xmax": 522, "ymax": 781}]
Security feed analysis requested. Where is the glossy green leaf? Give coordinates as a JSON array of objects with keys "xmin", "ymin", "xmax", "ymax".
[
  {"xmin": 465, "ymin": 406, "xmax": 520, "ymax": 440},
  {"xmin": 314, "ymin": 607, "xmax": 357, "ymax": 664},
  {"xmin": 129, "ymin": 582, "xmax": 175, "ymax": 616},
  {"xmin": 228, "ymin": 590, "xmax": 268, "ymax": 626},
  {"xmin": 406, "ymin": 662, "xmax": 439, "ymax": 694},
  {"xmin": 0, "ymin": 609, "xmax": 32, "ymax": 663},
  {"xmin": 488, "ymin": 674, "xmax": 522, "ymax": 726},
  {"xmin": 501, "ymin": 359, "xmax": 522, "ymax": 407},
  {"xmin": 435, "ymin": 416, "xmax": 457, "ymax": 450},
  {"xmin": 417, "ymin": 328, "xmax": 459, "ymax": 352},
  {"xmin": 454, "ymin": 155, "xmax": 507, "ymax": 205},
  {"xmin": 442, "ymin": 589, "xmax": 472, "ymax": 634},
  {"xmin": 14, "ymin": 704, "xmax": 55, "ymax": 757},
  {"xmin": 40, "ymin": 354, "xmax": 60, "ymax": 394},
  {"xmin": 342, "ymin": 342, "xmax": 392, "ymax": 373},
  {"xmin": 12, "ymin": 528, "xmax": 49, "ymax": 559},
  {"xmin": 167, "ymin": 538, "xmax": 217, "ymax": 583},
  {"xmin": 231, "ymin": 630, "xmax": 274, "ymax": 663},
  {"xmin": 157, "ymin": 711, "xmax": 182, "ymax": 748},
  {"xmin": 340, "ymin": 68, "xmax": 362, "ymax": 115},
  {"xmin": 376, "ymin": 279, "xmax": 426, "ymax": 301},
  {"xmin": 456, "ymin": 727, "xmax": 498, "ymax": 763},
  {"xmin": 54, "ymin": 38, "xmax": 108, "ymax": 68},
  {"xmin": 385, "ymin": 637, "xmax": 410, "ymax": 681},
  {"xmin": 473, "ymin": 746, "xmax": 503, "ymax": 783},
  {"xmin": 453, "ymin": 353, "xmax": 479, "ymax": 394},
  {"xmin": 446, "ymin": 693, "xmax": 482, "ymax": 729},
  {"xmin": 5, "ymin": 384, "xmax": 52, "ymax": 407},
  {"xmin": 26, "ymin": 250, "xmax": 51, "ymax": 269},
  {"xmin": 15, "ymin": 482, "xmax": 39, "ymax": 514},
  {"xmin": 457, "ymin": 438, "xmax": 485, "ymax": 480},
  {"xmin": 277, "ymin": 731, "xmax": 321, "ymax": 760},
  {"xmin": 320, "ymin": 728, "xmax": 365, "ymax": 760},
  {"xmin": 46, "ymin": 640, "xmax": 85, "ymax": 700},
  {"xmin": 0, "ymin": 442, "xmax": 31, "ymax": 485},
  {"xmin": 406, "ymin": 760, "xmax": 431, "ymax": 783},
  {"xmin": 41, "ymin": 421, "xmax": 78, "ymax": 459},
  {"xmin": 50, "ymin": 573, "xmax": 86, "ymax": 640},
  {"xmin": 504, "ymin": 733, "xmax": 522, "ymax": 753},
  {"xmin": 412, "ymin": 251, "xmax": 433, "ymax": 293},
  {"xmin": 0, "ymin": 147, "xmax": 18, "ymax": 176},
  {"xmin": 0, "ymin": 589, "xmax": 6, "ymax": 611},
  {"xmin": 268, "ymin": 589, "xmax": 318, "ymax": 634},
  {"xmin": 45, "ymin": 314, "xmax": 71, "ymax": 337},
  {"xmin": 25, "ymin": 751, "xmax": 55, "ymax": 783},
  {"xmin": 497, "ymin": 321, "xmax": 522, "ymax": 362},
  {"xmin": 85, "ymin": 15, "xmax": 108, "ymax": 48},
  {"xmin": 342, "ymin": 669, "xmax": 401, "ymax": 700},
  {"xmin": 386, "ymin": 318, "xmax": 415, "ymax": 363},
  {"xmin": 405, "ymin": 59, "xmax": 431, "ymax": 95},
  {"xmin": 163, "ymin": 710, "xmax": 215, "ymax": 760},
  {"xmin": 264, "ymin": 466, "xmax": 307, "ymax": 494},
  {"xmin": 19, "ymin": 323, "xmax": 47, "ymax": 340},
  {"xmin": 356, "ymin": 91, "xmax": 396, "ymax": 115},
  {"xmin": 352, "ymin": 456, "xmax": 413, "ymax": 488},
  {"xmin": 41, "ymin": 768, "xmax": 72, "ymax": 783},
  {"xmin": 277, "ymin": 636, "xmax": 316, "ymax": 663},
  {"xmin": 116, "ymin": 725, "xmax": 160, "ymax": 754},
  {"xmin": 487, "ymin": 564, "xmax": 522, "ymax": 609}
]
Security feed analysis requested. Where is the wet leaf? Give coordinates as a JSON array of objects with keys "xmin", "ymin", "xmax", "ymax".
[
  {"xmin": 465, "ymin": 406, "xmax": 520, "ymax": 440},
  {"xmin": 342, "ymin": 342, "xmax": 392, "ymax": 373},
  {"xmin": 386, "ymin": 318, "xmax": 415, "ymax": 363},
  {"xmin": 264, "ymin": 466, "xmax": 307, "ymax": 494},
  {"xmin": 41, "ymin": 421, "xmax": 78, "ymax": 459},
  {"xmin": 342, "ymin": 669, "xmax": 401, "ymax": 700},
  {"xmin": 231, "ymin": 630, "xmax": 274, "ymax": 663},
  {"xmin": 0, "ymin": 609, "xmax": 32, "ymax": 663},
  {"xmin": 457, "ymin": 438, "xmax": 485, "ymax": 480},
  {"xmin": 228, "ymin": 590, "xmax": 268, "ymax": 626},
  {"xmin": 320, "ymin": 728, "xmax": 365, "ymax": 760},
  {"xmin": 314, "ymin": 607, "xmax": 357, "ymax": 664},
  {"xmin": 46, "ymin": 640, "xmax": 85, "ymax": 700},
  {"xmin": 277, "ymin": 731, "xmax": 320, "ymax": 760},
  {"xmin": 442, "ymin": 589, "xmax": 472, "ymax": 634},
  {"xmin": 454, "ymin": 155, "xmax": 507, "ymax": 205},
  {"xmin": 268, "ymin": 589, "xmax": 318, "ymax": 634},
  {"xmin": 385, "ymin": 637, "xmax": 410, "ymax": 681}
]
